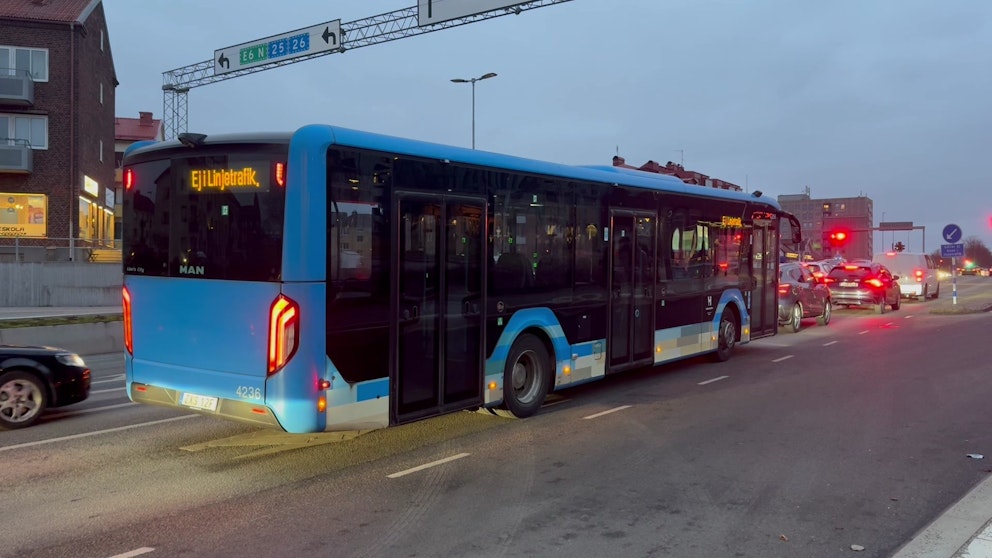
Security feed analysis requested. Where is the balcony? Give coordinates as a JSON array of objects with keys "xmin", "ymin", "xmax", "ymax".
[
  {"xmin": 0, "ymin": 69, "xmax": 34, "ymax": 107},
  {"xmin": 0, "ymin": 139, "xmax": 32, "ymax": 173}
]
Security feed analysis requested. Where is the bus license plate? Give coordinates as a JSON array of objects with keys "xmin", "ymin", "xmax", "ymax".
[
  {"xmin": 840, "ymin": 282, "xmax": 858, "ymax": 287},
  {"xmin": 180, "ymin": 392, "xmax": 218, "ymax": 412}
]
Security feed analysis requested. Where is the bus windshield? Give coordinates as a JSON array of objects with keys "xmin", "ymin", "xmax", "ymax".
[{"xmin": 122, "ymin": 144, "xmax": 286, "ymax": 281}]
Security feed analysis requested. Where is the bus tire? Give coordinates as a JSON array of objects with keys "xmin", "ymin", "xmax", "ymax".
[
  {"xmin": 711, "ymin": 311, "xmax": 738, "ymax": 363},
  {"xmin": 500, "ymin": 333, "xmax": 550, "ymax": 418}
]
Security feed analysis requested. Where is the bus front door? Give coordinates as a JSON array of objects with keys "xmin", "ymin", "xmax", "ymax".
[
  {"xmin": 394, "ymin": 195, "xmax": 485, "ymax": 424},
  {"xmin": 608, "ymin": 211, "xmax": 656, "ymax": 371}
]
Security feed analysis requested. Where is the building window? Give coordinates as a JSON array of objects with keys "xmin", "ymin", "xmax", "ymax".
[
  {"xmin": 99, "ymin": 140, "xmax": 103, "ymax": 162},
  {"xmin": 100, "ymin": 29, "xmax": 105, "ymax": 52},
  {"xmin": 0, "ymin": 113, "xmax": 48, "ymax": 149},
  {"xmin": 100, "ymin": 82, "xmax": 103, "ymax": 105},
  {"xmin": 0, "ymin": 45, "xmax": 49, "ymax": 82}
]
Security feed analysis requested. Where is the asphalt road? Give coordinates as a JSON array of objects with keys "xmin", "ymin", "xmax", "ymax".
[{"xmin": 3, "ymin": 278, "xmax": 992, "ymax": 558}]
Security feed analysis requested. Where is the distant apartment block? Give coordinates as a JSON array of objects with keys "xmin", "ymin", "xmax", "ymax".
[
  {"xmin": 113, "ymin": 111, "xmax": 162, "ymax": 240},
  {"xmin": 0, "ymin": 0, "xmax": 117, "ymax": 261},
  {"xmin": 778, "ymin": 187, "xmax": 874, "ymax": 260}
]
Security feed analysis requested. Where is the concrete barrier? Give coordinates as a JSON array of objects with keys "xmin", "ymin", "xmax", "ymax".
[{"xmin": 0, "ymin": 321, "xmax": 124, "ymax": 356}]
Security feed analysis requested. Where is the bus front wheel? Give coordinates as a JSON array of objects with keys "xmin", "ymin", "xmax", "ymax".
[
  {"xmin": 500, "ymin": 334, "xmax": 550, "ymax": 418},
  {"xmin": 711, "ymin": 312, "xmax": 738, "ymax": 362}
]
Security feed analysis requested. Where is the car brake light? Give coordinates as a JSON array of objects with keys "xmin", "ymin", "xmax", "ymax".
[
  {"xmin": 843, "ymin": 265, "xmax": 860, "ymax": 270},
  {"xmin": 866, "ymin": 278, "xmax": 884, "ymax": 288},
  {"xmin": 778, "ymin": 284, "xmax": 791, "ymax": 294},
  {"xmin": 914, "ymin": 269, "xmax": 923, "ymax": 282},
  {"xmin": 268, "ymin": 294, "xmax": 300, "ymax": 375},
  {"xmin": 122, "ymin": 286, "xmax": 133, "ymax": 354}
]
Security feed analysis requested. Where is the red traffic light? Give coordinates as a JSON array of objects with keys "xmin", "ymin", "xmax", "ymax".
[{"xmin": 831, "ymin": 231, "xmax": 847, "ymax": 242}]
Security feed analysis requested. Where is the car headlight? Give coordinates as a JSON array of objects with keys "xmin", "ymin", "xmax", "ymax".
[{"xmin": 55, "ymin": 352, "xmax": 86, "ymax": 367}]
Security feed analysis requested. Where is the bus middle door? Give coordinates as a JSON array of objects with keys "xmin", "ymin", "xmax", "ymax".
[
  {"xmin": 608, "ymin": 210, "xmax": 656, "ymax": 371},
  {"xmin": 393, "ymin": 194, "xmax": 486, "ymax": 424}
]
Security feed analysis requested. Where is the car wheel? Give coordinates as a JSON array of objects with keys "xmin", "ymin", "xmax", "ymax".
[
  {"xmin": 785, "ymin": 303, "xmax": 802, "ymax": 333},
  {"xmin": 711, "ymin": 311, "xmax": 738, "ymax": 362},
  {"xmin": 817, "ymin": 299, "xmax": 832, "ymax": 326},
  {"xmin": 933, "ymin": 284, "xmax": 940, "ymax": 299},
  {"xmin": 875, "ymin": 297, "xmax": 886, "ymax": 314},
  {"xmin": 0, "ymin": 370, "xmax": 48, "ymax": 430},
  {"xmin": 891, "ymin": 295, "xmax": 901, "ymax": 311},
  {"xmin": 500, "ymin": 334, "xmax": 550, "ymax": 418},
  {"xmin": 921, "ymin": 285, "xmax": 928, "ymax": 301}
]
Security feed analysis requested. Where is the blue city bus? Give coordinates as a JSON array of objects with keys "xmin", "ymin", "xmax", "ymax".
[{"xmin": 121, "ymin": 125, "xmax": 801, "ymax": 434}]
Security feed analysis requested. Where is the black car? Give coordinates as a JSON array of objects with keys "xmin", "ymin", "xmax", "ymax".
[
  {"xmin": 778, "ymin": 262, "xmax": 832, "ymax": 332},
  {"xmin": 824, "ymin": 262, "xmax": 901, "ymax": 314},
  {"xmin": 0, "ymin": 345, "xmax": 90, "ymax": 429}
]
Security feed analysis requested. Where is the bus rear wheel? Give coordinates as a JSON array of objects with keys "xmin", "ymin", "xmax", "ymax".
[
  {"xmin": 500, "ymin": 334, "xmax": 550, "ymax": 418},
  {"xmin": 711, "ymin": 312, "xmax": 738, "ymax": 362}
]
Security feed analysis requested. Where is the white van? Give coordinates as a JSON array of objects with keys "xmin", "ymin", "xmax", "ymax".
[{"xmin": 872, "ymin": 252, "xmax": 940, "ymax": 299}]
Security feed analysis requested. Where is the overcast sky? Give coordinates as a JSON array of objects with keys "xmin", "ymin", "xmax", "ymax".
[{"xmin": 104, "ymin": 0, "xmax": 992, "ymax": 253}]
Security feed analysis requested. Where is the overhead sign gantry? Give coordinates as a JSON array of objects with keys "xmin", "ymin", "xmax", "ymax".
[{"xmin": 161, "ymin": 1, "xmax": 570, "ymax": 139}]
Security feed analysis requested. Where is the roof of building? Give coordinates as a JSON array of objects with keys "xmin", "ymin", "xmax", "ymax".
[
  {"xmin": 0, "ymin": 0, "xmax": 101, "ymax": 24},
  {"xmin": 115, "ymin": 112, "xmax": 163, "ymax": 142}
]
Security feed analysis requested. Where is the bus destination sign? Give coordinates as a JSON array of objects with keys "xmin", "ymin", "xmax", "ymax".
[
  {"xmin": 189, "ymin": 166, "xmax": 266, "ymax": 193},
  {"xmin": 214, "ymin": 20, "xmax": 342, "ymax": 75}
]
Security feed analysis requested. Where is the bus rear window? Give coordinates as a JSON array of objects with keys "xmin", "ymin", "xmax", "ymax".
[{"xmin": 122, "ymin": 147, "xmax": 286, "ymax": 281}]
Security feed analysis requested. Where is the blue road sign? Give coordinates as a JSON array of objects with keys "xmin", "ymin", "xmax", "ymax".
[
  {"xmin": 941, "ymin": 243, "xmax": 964, "ymax": 258},
  {"xmin": 943, "ymin": 224, "xmax": 963, "ymax": 243}
]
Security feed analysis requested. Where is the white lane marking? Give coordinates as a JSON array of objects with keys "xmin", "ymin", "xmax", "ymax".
[
  {"xmin": 904, "ymin": 315, "xmax": 914, "ymax": 319},
  {"xmin": 0, "ymin": 415, "xmax": 197, "ymax": 452},
  {"xmin": 772, "ymin": 355, "xmax": 795, "ymax": 363},
  {"xmin": 91, "ymin": 374, "xmax": 125, "ymax": 385},
  {"xmin": 886, "ymin": 322, "xmax": 895, "ymax": 326},
  {"xmin": 698, "ymin": 376, "xmax": 729, "ymax": 386},
  {"xmin": 583, "ymin": 405, "xmax": 632, "ymax": 419},
  {"xmin": 44, "ymin": 402, "xmax": 137, "ymax": 418},
  {"xmin": 108, "ymin": 548, "xmax": 155, "ymax": 558},
  {"xmin": 859, "ymin": 330, "xmax": 870, "ymax": 335},
  {"xmin": 387, "ymin": 453, "xmax": 471, "ymax": 479},
  {"xmin": 91, "ymin": 387, "xmax": 126, "ymax": 395},
  {"xmin": 823, "ymin": 341, "xmax": 838, "ymax": 346}
]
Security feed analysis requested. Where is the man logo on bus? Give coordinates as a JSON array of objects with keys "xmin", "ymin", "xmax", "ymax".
[{"xmin": 180, "ymin": 265, "xmax": 205, "ymax": 275}]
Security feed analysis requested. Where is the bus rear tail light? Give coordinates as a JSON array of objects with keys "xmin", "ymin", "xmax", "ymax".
[
  {"xmin": 914, "ymin": 269, "xmax": 924, "ymax": 282},
  {"xmin": 124, "ymin": 167, "xmax": 135, "ymax": 191},
  {"xmin": 275, "ymin": 162, "xmax": 286, "ymax": 187},
  {"xmin": 268, "ymin": 294, "xmax": 300, "ymax": 376},
  {"xmin": 122, "ymin": 286, "xmax": 133, "ymax": 354}
]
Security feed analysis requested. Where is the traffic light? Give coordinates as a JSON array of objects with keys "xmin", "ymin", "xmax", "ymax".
[{"xmin": 828, "ymin": 230, "xmax": 849, "ymax": 247}]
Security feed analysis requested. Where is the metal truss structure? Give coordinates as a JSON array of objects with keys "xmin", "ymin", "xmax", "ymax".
[{"xmin": 161, "ymin": 0, "xmax": 573, "ymax": 139}]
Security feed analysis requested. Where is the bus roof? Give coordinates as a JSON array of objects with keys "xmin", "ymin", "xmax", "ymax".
[{"xmin": 124, "ymin": 125, "xmax": 781, "ymax": 209}]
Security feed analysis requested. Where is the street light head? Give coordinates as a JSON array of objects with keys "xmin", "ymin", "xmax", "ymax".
[
  {"xmin": 450, "ymin": 78, "xmax": 469, "ymax": 83},
  {"xmin": 480, "ymin": 72, "xmax": 498, "ymax": 80}
]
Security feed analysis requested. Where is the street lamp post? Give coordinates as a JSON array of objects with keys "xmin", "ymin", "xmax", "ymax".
[{"xmin": 450, "ymin": 72, "xmax": 497, "ymax": 149}]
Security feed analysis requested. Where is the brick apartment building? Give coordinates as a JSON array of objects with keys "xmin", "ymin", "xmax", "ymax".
[
  {"xmin": 0, "ymin": 0, "xmax": 116, "ymax": 261},
  {"xmin": 612, "ymin": 156, "xmax": 743, "ymax": 191}
]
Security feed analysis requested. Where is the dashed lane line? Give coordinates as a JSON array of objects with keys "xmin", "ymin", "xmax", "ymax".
[
  {"xmin": 772, "ymin": 355, "xmax": 795, "ymax": 363},
  {"xmin": 583, "ymin": 405, "xmax": 632, "ymax": 419},
  {"xmin": 698, "ymin": 376, "xmax": 729, "ymax": 386},
  {"xmin": 387, "ymin": 453, "xmax": 471, "ymax": 479},
  {"xmin": 0, "ymin": 415, "xmax": 197, "ymax": 452}
]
